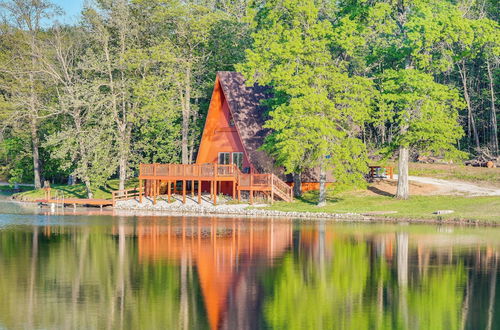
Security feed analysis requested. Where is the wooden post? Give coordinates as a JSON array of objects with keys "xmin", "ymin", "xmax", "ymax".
[
  {"xmin": 198, "ymin": 180, "xmax": 202, "ymax": 204},
  {"xmin": 210, "ymin": 180, "xmax": 213, "ymax": 203},
  {"xmin": 139, "ymin": 179, "xmax": 143, "ymax": 203},
  {"xmin": 390, "ymin": 167, "xmax": 394, "ymax": 180},
  {"xmin": 191, "ymin": 180, "xmax": 195, "ymax": 197},
  {"xmin": 272, "ymin": 175, "xmax": 275, "ymax": 203},
  {"xmin": 214, "ymin": 180, "xmax": 217, "ymax": 206},
  {"xmin": 153, "ymin": 180, "xmax": 157, "ymax": 205},
  {"xmin": 232, "ymin": 181, "xmax": 236, "ymax": 199},
  {"xmin": 238, "ymin": 189, "xmax": 241, "ymax": 202},
  {"xmin": 250, "ymin": 189, "xmax": 253, "ymax": 205},
  {"xmin": 167, "ymin": 180, "xmax": 171, "ymax": 203},
  {"xmin": 182, "ymin": 180, "xmax": 186, "ymax": 204}
]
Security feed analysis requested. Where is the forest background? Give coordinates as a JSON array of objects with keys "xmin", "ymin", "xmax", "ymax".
[{"xmin": 0, "ymin": 0, "xmax": 497, "ymax": 200}]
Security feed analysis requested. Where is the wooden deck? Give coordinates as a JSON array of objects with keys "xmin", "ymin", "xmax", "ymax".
[{"xmin": 137, "ymin": 163, "xmax": 293, "ymax": 205}]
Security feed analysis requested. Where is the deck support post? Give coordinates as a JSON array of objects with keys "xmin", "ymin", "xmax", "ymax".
[
  {"xmin": 139, "ymin": 179, "xmax": 143, "ymax": 203},
  {"xmin": 238, "ymin": 189, "xmax": 241, "ymax": 202},
  {"xmin": 232, "ymin": 181, "xmax": 236, "ymax": 199},
  {"xmin": 191, "ymin": 180, "xmax": 195, "ymax": 197},
  {"xmin": 210, "ymin": 180, "xmax": 213, "ymax": 203},
  {"xmin": 153, "ymin": 180, "xmax": 157, "ymax": 205},
  {"xmin": 250, "ymin": 189, "xmax": 253, "ymax": 205},
  {"xmin": 198, "ymin": 180, "xmax": 202, "ymax": 204},
  {"xmin": 214, "ymin": 180, "xmax": 217, "ymax": 206},
  {"xmin": 182, "ymin": 180, "xmax": 186, "ymax": 204},
  {"xmin": 167, "ymin": 181, "xmax": 171, "ymax": 203}
]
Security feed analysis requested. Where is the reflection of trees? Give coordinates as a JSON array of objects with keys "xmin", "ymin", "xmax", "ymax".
[
  {"xmin": 407, "ymin": 264, "xmax": 466, "ymax": 330},
  {"xmin": 263, "ymin": 229, "xmax": 484, "ymax": 330},
  {"xmin": 0, "ymin": 224, "xmax": 207, "ymax": 329},
  {"xmin": 0, "ymin": 222, "xmax": 498, "ymax": 330},
  {"xmin": 264, "ymin": 238, "xmax": 370, "ymax": 329}
]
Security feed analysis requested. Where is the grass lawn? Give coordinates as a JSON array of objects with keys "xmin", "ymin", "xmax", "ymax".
[
  {"xmin": 266, "ymin": 190, "xmax": 500, "ymax": 223},
  {"xmin": 12, "ymin": 179, "xmax": 139, "ymax": 201}
]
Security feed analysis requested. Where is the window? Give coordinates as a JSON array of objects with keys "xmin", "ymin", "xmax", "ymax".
[
  {"xmin": 232, "ymin": 152, "xmax": 243, "ymax": 170},
  {"xmin": 218, "ymin": 152, "xmax": 230, "ymax": 165}
]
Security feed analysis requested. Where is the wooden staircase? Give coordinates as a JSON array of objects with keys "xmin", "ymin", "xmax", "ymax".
[{"xmin": 235, "ymin": 171, "xmax": 293, "ymax": 203}]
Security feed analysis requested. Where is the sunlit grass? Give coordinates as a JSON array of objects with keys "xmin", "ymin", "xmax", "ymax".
[{"xmin": 266, "ymin": 189, "xmax": 500, "ymax": 223}]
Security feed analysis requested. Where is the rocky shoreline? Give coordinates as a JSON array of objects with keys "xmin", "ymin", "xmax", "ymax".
[
  {"xmin": 114, "ymin": 196, "xmax": 366, "ymax": 221},
  {"xmin": 113, "ymin": 196, "xmax": 497, "ymax": 226}
]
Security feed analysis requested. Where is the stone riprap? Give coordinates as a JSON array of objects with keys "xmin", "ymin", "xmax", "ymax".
[{"xmin": 114, "ymin": 195, "xmax": 365, "ymax": 220}]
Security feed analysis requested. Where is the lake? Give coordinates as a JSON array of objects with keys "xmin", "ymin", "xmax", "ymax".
[{"xmin": 0, "ymin": 198, "xmax": 499, "ymax": 329}]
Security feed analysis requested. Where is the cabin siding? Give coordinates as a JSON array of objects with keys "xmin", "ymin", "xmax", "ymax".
[{"xmin": 196, "ymin": 77, "xmax": 251, "ymax": 171}]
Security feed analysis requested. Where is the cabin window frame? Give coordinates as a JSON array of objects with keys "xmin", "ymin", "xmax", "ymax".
[
  {"xmin": 218, "ymin": 152, "xmax": 231, "ymax": 165},
  {"xmin": 232, "ymin": 152, "xmax": 244, "ymax": 170}
]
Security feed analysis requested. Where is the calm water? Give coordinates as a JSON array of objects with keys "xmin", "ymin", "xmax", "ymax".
[{"xmin": 0, "ymin": 198, "xmax": 499, "ymax": 330}]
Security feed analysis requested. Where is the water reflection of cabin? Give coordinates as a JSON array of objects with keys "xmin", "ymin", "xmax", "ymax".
[
  {"xmin": 138, "ymin": 72, "xmax": 333, "ymax": 205},
  {"xmin": 136, "ymin": 218, "xmax": 293, "ymax": 330}
]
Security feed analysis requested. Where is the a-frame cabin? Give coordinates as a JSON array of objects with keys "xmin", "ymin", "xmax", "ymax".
[
  {"xmin": 196, "ymin": 72, "xmax": 277, "ymax": 195},
  {"xmin": 136, "ymin": 72, "xmax": 332, "ymax": 205}
]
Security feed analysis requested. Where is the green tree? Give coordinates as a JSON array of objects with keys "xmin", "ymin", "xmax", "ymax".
[
  {"xmin": 0, "ymin": 0, "xmax": 61, "ymax": 188},
  {"xmin": 377, "ymin": 69, "xmax": 465, "ymax": 199},
  {"xmin": 338, "ymin": 0, "xmax": 467, "ymax": 199},
  {"xmin": 238, "ymin": 0, "xmax": 372, "ymax": 204}
]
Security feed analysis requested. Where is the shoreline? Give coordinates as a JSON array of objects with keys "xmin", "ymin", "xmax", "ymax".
[{"xmin": 6, "ymin": 194, "xmax": 499, "ymax": 227}]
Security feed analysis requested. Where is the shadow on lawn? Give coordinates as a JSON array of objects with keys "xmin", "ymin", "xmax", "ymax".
[
  {"xmin": 367, "ymin": 186, "xmax": 395, "ymax": 197},
  {"xmin": 295, "ymin": 190, "xmax": 342, "ymax": 205},
  {"xmin": 53, "ymin": 186, "xmax": 87, "ymax": 199}
]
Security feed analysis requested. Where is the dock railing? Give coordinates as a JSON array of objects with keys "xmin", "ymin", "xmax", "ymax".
[{"xmin": 112, "ymin": 187, "xmax": 144, "ymax": 206}]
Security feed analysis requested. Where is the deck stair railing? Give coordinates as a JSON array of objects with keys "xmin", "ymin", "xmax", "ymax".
[{"xmin": 271, "ymin": 174, "xmax": 293, "ymax": 202}]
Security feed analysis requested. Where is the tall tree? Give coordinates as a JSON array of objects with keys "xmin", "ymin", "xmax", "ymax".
[
  {"xmin": 238, "ymin": 0, "xmax": 372, "ymax": 204},
  {"xmin": 40, "ymin": 27, "xmax": 118, "ymax": 198},
  {"xmin": 336, "ymin": 0, "xmax": 468, "ymax": 199},
  {"xmin": 82, "ymin": 0, "xmax": 141, "ymax": 191},
  {"xmin": 137, "ymin": 0, "xmax": 224, "ymax": 164},
  {"xmin": 0, "ymin": 0, "xmax": 60, "ymax": 188}
]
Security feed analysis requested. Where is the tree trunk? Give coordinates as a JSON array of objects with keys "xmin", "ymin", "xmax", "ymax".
[
  {"xmin": 118, "ymin": 154, "xmax": 127, "ymax": 192},
  {"xmin": 118, "ymin": 125, "xmax": 131, "ymax": 192},
  {"xmin": 84, "ymin": 179, "xmax": 93, "ymax": 199},
  {"xmin": 487, "ymin": 60, "xmax": 498, "ymax": 156},
  {"xmin": 458, "ymin": 63, "xmax": 480, "ymax": 151},
  {"xmin": 292, "ymin": 172, "xmax": 302, "ymax": 197},
  {"xmin": 396, "ymin": 146, "xmax": 409, "ymax": 199},
  {"xmin": 30, "ymin": 121, "xmax": 42, "ymax": 189},
  {"xmin": 181, "ymin": 66, "xmax": 191, "ymax": 164},
  {"xmin": 317, "ymin": 163, "xmax": 327, "ymax": 207}
]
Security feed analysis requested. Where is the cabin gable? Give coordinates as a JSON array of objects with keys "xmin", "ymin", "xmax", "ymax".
[{"xmin": 196, "ymin": 76, "xmax": 252, "ymax": 172}]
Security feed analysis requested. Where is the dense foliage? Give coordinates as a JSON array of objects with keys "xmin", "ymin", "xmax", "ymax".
[{"xmin": 0, "ymin": 0, "xmax": 497, "ymax": 200}]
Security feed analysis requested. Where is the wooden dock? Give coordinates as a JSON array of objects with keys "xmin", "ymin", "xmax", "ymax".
[{"xmin": 36, "ymin": 198, "xmax": 113, "ymax": 208}]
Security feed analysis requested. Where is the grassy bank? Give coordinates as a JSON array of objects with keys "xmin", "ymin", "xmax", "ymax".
[
  {"xmin": 12, "ymin": 179, "xmax": 138, "ymax": 201},
  {"xmin": 266, "ymin": 190, "xmax": 500, "ymax": 223}
]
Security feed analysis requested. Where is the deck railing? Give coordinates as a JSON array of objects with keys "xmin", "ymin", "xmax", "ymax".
[
  {"xmin": 140, "ymin": 163, "xmax": 238, "ymax": 179},
  {"xmin": 138, "ymin": 163, "xmax": 293, "ymax": 203}
]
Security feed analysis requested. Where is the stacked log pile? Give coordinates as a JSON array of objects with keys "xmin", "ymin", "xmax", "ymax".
[{"xmin": 464, "ymin": 148, "xmax": 499, "ymax": 168}]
